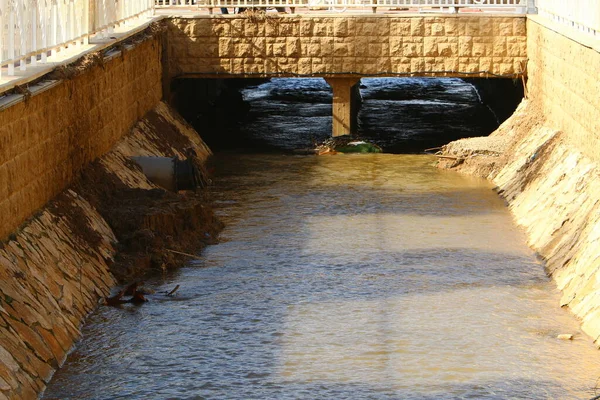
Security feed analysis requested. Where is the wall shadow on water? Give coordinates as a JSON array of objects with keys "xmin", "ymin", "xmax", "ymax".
[{"xmin": 172, "ymin": 77, "xmax": 523, "ymax": 154}]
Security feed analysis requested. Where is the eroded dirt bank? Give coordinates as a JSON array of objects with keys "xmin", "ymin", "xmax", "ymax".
[
  {"xmin": 438, "ymin": 99, "xmax": 600, "ymax": 344},
  {"xmin": 0, "ymin": 102, "xmax": 221, "ymax": 400}
]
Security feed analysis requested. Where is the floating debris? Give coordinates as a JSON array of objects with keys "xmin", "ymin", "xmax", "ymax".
[{"xmin": 295, "ymin": 135, "xmax": 382, "ymax": 155}]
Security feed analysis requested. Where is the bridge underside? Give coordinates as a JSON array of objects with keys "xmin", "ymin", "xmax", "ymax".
[{"xmin": 165, "ymin": 15, "xmax": 527, "ymax": 136}]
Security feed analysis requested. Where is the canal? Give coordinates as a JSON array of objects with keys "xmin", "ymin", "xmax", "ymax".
[{"xmin": 43, "ymin": 78, "xmax": 600, "ymax": 399}]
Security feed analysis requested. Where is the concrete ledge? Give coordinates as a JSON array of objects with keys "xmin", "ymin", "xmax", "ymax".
[
  {"xmin": 528, "ymin": 14, "xmax": 600, "ymax": 54},
  {"xmin": 0, "ymin": 15, "xmax": 165, "ymax": 97}
]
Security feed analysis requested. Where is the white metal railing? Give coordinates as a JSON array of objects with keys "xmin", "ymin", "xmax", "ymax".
[
  {"xmin": 536, "ymin": 0, "xmax": 599, "ymax": 37},
  {"xmin": 156, "ymin": 0, "xmax": 528, "ymax": 11},
  {"xmin": 0, "ymin": 0, "xmax": 154, "ymax": 79}
]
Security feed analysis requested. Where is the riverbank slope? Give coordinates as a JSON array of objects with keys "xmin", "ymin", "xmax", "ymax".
[
  {"xmin": 438, "ymin": 98, "xmax": 600, "ymax": 343},
  {"xmin": 437, "ymin": 14, "xmax": 600, "ymax": 343},
  {"xmin": 0, "ymin": 102, "xmax": 219, "ymax": 399}
]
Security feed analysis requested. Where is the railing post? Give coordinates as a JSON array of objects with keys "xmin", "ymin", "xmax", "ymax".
[
  {"xmin": 41, "ymin": 0, "xmax": 47, "ymax": 62},
  {"xmin": 31, "ymin": 0, "xmax": 37, "ymax": 66},
  {"xmin": 18, "ymin": 0, "xmax": 26, "ymax": 71},
  {"xmin": 51, "ymin": 0, "xmax": 56, "ymax": 55},
  {"xmin": 69, "ymin": 0, "xmax": 75, "ymax": 46},
  {"xmin": 84, "ymin": 0, "xmax": 90, "ymax": 44},
  {"xmin": 0, "ymin": 1, "xmax": 3, "ymax": 79}
]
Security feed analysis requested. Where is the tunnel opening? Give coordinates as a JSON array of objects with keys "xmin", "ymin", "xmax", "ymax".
[{"xmin": 171, "ymin": 77, "xmax": 523, "ymax": 154}]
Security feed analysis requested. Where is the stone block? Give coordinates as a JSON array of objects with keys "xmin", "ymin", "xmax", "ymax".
[
  {"xmin": 357, "ymin": 21, "xmax": 377, "ymax": 36},
  {"xmin": 299, "ymin": 19, "xmax": 313, "ymax": 36},
  {"xmin": 334, "ymin": 19, "xmax": 348, "ymax": 37},
  {"xmin": 312, "ymin": 22, "xmax": 328, "ymax": 36},
  {"xmin": 465, "ymin": 22, "xmax": 480, "ymax": 36},
  {"xmin": 389, "ymin": 38, "xmax": 403, "ymax": 55},
  {"xmin": 411, "ymin": 58, "xmax": 425, "ymax": 72},
  {"xmin": 342, "ymin": 57, "xmax": 356, "ymax": 72},
  {"xmin": 321, "ymin": 37, "xmax": 334, "ymax": 54},
  {"xmin": 265, "ymin": 22, "xmax": 278, "ymax": 37},
  {"xmin": 279, "ymin": 58, "xmax": 298, "ymax": 74},
  {"xmin": 244, "ymin": 22, "xmax": 259, "ymax": 37},
  {"xmin": 391, "ymin": 21, "xmax": 411, "ymax": 36},
  {"xmin": 493, "ymin": 37, "xmax": 507, "ymax": 56},
  {"xmin": 460, "ymin": 60, "xmax": 481, "ymax": 74},
  {"xmin": 430, "ymin": 22, "xmax": 445, "ymax": 36},
  {"xmin": 472, "ymin": 42, "xmax": 487, "ymax": 57},
  {"xmin": 230, "ymin": 19, "xmax": 245, "ymax": 36},
  {"xmin": 212, "ymin": 21, "xmax": 231, "ymax": 36},
  {"xmin": 443, "ymin": 18, "xmax": 457, "ymax": 36},
  {"xmin": 476, "ymin": 18, "xmax": 492, "ymax": 36},
  {"xmin": 334, "ymin": 42, "xmax": 352, "ymax": 57},
  {"xmin": 280, "ymin": 22, "xmax": 298, "ymax": 36},
  {"xmin": 411, "ymin": 18, "xmax": 424, "ymax": 36},
  {"xmin": 307, "ymin": 42, "xmax": 322, "ymax": 57},
  {"xmin": 424, "ymin": 37, "xmax": 439, "ymax": 57},
  {"xmin": 232, "ymin": 58, "xmax": 244, "ymax": 74},
  {"xmin": 513, "ymin": 18, "xmax": 526, "ymax": 36},
  {"xmin": 353, "ymin": 37, "xmax": 369, "ymax": 57},
  {"xmin": 192, "ymin": 21, "xmax": 215, "ymax": 37},
  {"xmin": 376, "ymin": 57, "xmax": 391, "ymax": 73},
  {"xmin": 298, "ymin": 58, "xmax": 313, "ymax": 75},
  {"xmin": 507, "ymin": 42, "xmax": 526, "ymax": 57},
  {"xmin": 496, "ymin": 62, "xmax": 514, "ymax": 75},
  {"xmin": 312, "ymin": 58, "xmax": 326, "ymax": 74},
  {"xmin": 444, "ymin": 57, "xmax": 459, "ymax": 72},
  {"xmin": 368, "ymin": 43, "xmax": 383, "ymax": 58},
  {"xmin": 402, "ymin": 43, "xmax": 422, "ymax": 57},
  {"xmin": 265, "ymin": 58, "xmax": 277, "ymax": 73},
  {"xmin": 219, "ymin": 38, "xmax": 233, "ymax": 57},
  {"xmin": 458, "ymin": 36, "xmax": 473, "ymax": 57},
  {"xmin": 377, "ymin": 19, "xmax": 391, "ymax": 37},
  {"xmin": 361, "ymin": 62, "xmax": 378, "ymax": 75},
  {"xmin": 8, "ymin": 319, "xmax": 54, "ymax": 365},
  {"xmin": 392, "ymin": 60, "xmax": 411, "ymax": 74},
  {"xmin": 273, "ymin": 42, "xmax": 287, "ymax": 57},
  {"xmin": 497, "ymin": 22, "xmax": 513, "ymax": 37},
  {"xmin": 438, "ymin": 43, "xmax": 453, "ymax": 57},
  {"xmin": 479, "ymin": 57, "xmax": 492, "ymax": 72},
  {"xmin": 286, "ymin": 38, "xmax": 301, "ymax": 57}
]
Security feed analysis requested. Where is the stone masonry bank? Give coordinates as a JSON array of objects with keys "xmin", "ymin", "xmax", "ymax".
[{"xmin": 165, "ymin": 15, "xmax": 527, "ymax": 78}]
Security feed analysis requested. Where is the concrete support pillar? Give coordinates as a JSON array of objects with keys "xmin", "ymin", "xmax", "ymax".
[{"xmin": 325, "ymin": 77, "xmax": 361, "ymax": 137}]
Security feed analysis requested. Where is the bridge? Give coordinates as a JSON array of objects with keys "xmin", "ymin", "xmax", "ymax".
[
  {"xmin": 1, "ymin": 0, "xmax": 535, "ymax": 136},
  {"xmin": 0, "ymin": 0, "xmax": 597, "ymax": 145}
]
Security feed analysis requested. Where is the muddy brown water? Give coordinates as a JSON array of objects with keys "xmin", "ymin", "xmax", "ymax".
[{"xmin": 44, "ymin": 78, "xmax": 600, "ymax": 399}]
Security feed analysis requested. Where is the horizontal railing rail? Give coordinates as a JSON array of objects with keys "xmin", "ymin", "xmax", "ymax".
[
  {"xmin": 535, "ymin": 0, "xmax": 599, "ymax": 37},
  {"xmin": 156, "ymin": 0, "xmax": 528, "ymax": 11},
  {"xmin": 0, "ymin": 0, "xmax": 154, "ymax": 79}
]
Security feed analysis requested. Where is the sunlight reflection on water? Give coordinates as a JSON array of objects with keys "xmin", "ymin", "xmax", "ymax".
[{"xmin": 45, "ymin": 154, "xmax": 600, "ymax": 400}]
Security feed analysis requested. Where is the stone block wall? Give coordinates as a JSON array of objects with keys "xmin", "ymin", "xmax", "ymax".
[
  {"xmin": 0, "ymin": 34, "xmax": 163, "ymax": 241},
  {"xmin": 166, "ymin": 15, "xmax": 527, "ymax": 78},
  {"xmin": 526, "ymin": 17, "xmax": 600, "ymax": 163}
]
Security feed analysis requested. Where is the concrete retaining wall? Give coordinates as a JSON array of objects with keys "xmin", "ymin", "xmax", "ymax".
[{"xmin": 526, "ymin": 17, "xmax": 600, "ymax": 163}]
